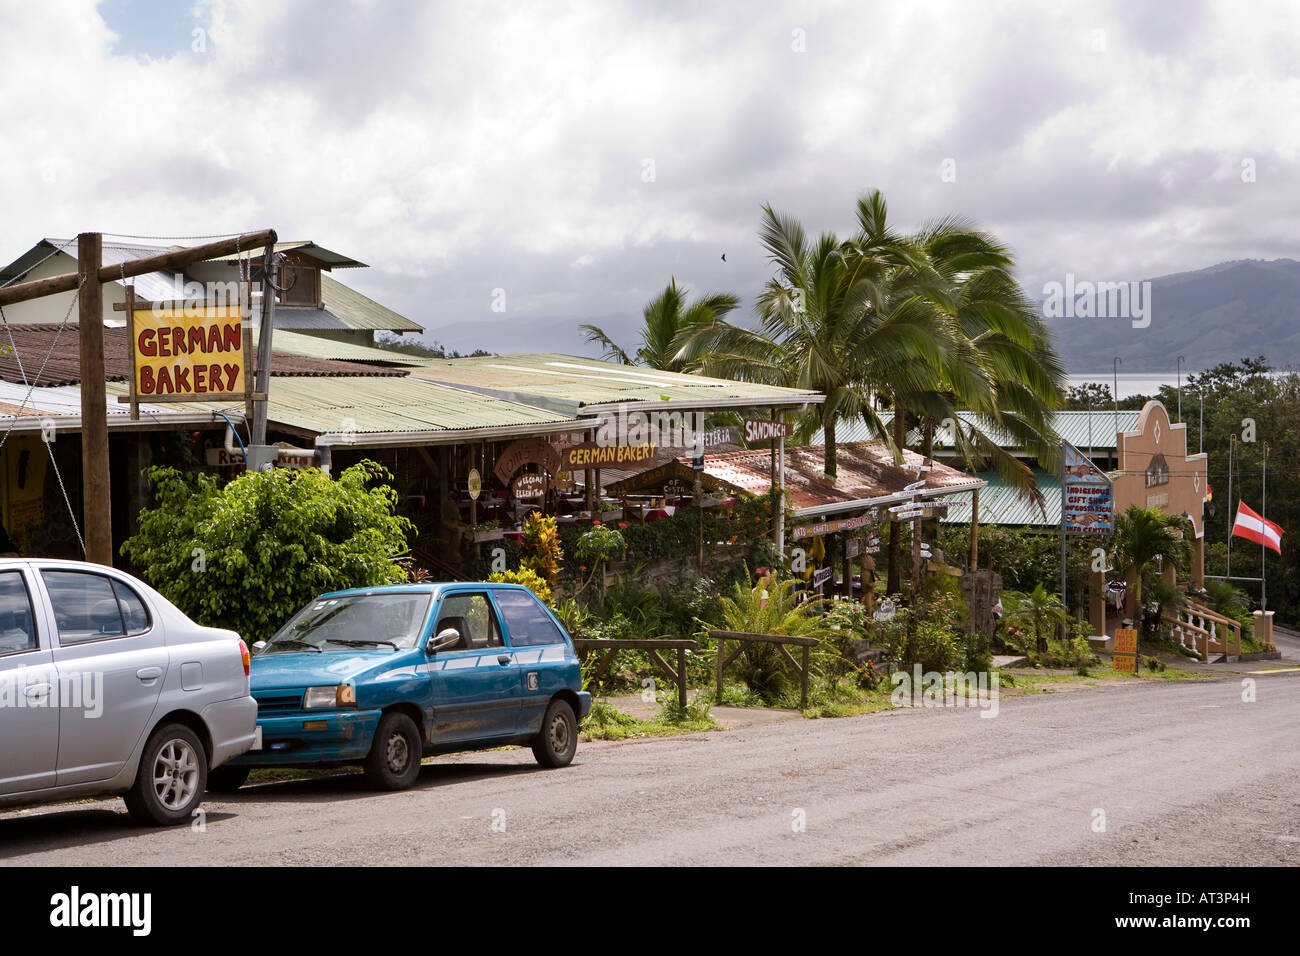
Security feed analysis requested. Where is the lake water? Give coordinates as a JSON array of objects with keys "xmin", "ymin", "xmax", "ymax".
[{"xmin": 1068, "ymin": 372, "xmax": 1182, "ymax": 401}]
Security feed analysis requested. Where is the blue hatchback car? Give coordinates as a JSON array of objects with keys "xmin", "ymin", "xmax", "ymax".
[{"xmin": 211, "ymin": 583, "xmax": 591, "ymax": 791}]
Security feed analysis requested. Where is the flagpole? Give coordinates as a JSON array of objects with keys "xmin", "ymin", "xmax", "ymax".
[
  {"xmin": 1261, "ymin": 443, "xmax": 1268, "ymax": 612},
  {"xmin": 1226, "ymin": 434, "xmax": 1234, "ymax": 580}
]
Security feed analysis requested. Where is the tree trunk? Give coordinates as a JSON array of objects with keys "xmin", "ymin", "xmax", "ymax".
[
  {"xmin": 887, "ymin": 514, "xmax": 902, "ymax": 595},
  {"xmin": 886, "ymin": 410, "xmax": 907, "ymax": 593},
  {"xmin": 824, "ymin": 417, "xmax": 837, "ymax": 480}
]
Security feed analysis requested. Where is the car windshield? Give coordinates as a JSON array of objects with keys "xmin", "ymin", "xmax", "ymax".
[{"xmin": 263, "ymin": 592, "xmax": 432, "ymax": 653}]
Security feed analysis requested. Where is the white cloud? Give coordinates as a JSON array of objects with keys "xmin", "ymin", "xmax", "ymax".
[{"xmin": 0, "ymin": 0, "xmax": 1294, "ymax": 356}]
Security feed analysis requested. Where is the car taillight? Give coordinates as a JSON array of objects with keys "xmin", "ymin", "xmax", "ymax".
[{"xmin": 238, "ymin": 638, "xmax": 251, "ymax": 677}]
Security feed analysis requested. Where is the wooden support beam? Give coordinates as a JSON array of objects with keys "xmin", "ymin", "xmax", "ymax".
[
  {"xmin": 0, "ymin": 230, "xmax": 277, "ymax": 307},
  {"xmin": 78, "ymin": 233, "xmax": 111, "ymax": 565}
]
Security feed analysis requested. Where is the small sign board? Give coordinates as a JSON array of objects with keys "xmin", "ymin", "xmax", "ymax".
[
  {"xmin": 563, "ymin": 442, "xmax": 656, "ymax": 470},
  {"xmin": 133, "ymin": 303, "xmax": 248, "ymax": 399},
  {"xmin": 700, "ymin": 426, "xmax": 738, "ymax": 449},
  {"xmin": 792, "ymin": 512, "xmax": 874, "ymax": 541},
  {"xmin": 1113, "ymin": 628, "xmax": 1138, "ymax": 655},
  {"xmin": 743, "ymin": 419, "xmax": 792, "ymax": 443},
  {"xmin": 206, "ymin": 446, "xmax": 318, "ymax": 470},
  {"xmin": 811, "ymin": 567, "xmax": 833, "ymax": 588},
  {"xmin": 1113, "ymin": 627, "xmax": 1139, "ymax": 673},
  {"xmin": 512, "ymin": 473, "xmax": 547, "ymax": 499},
  {"xmin": 467, "ymin": 468, "xmax": 482, "ymax": 501},
  {"xmin": 1063, "ymin": 441, "xmax": 1114, "ymax": 534}
]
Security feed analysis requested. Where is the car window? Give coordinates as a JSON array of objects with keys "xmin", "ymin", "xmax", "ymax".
[
  {"xmin": 435, "ymin": 592, "xmax": 502, "ymax": 650},
  {"xmin": 42, "ymin": 571, "xmax": 127, "ymax": 645},
  {"xmin": 494, "ymin": 589, "xmax": 565, "ymax": 647},
  {"xmin": 0, "ymin": 570, "xmax": 37, "ymax": 655},
  {"xmin": 111, "ymin": 579, "xmax": 151, "ymax": 635},
  {"xmin": 264, "ymin": 592, "xmax": 431, "ymax": 653}
]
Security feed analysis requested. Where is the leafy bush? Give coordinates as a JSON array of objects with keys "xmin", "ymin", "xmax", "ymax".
[
  {"xmin": 867, "ymin": 592, "xmax": 969, "ymax": 673},
  {"xmin": 658, "ymin": 693, "xmax": 713, "ymax": 725},
  {"xmin": 520, "ymin": 512, "xmax": 562, "ymax": 589},
  {"xmin": 122, "ymin": 461, "xmax": 412, "ymax": 643},
  {"xmin": 705, "ymin": 574, "xmax": 829, "ymax": 704},
  {"xmin": 487, "ymin": 566, "xmax": 553, "ymax": 606}
]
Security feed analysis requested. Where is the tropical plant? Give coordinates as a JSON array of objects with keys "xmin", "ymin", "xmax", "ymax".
[
  {"xmin": 488, "ymin": 566, "xmax": 554, "ymax": 607},
  {"xmin": 520, "ymin": 512, "xmax": 562, "ymax": 590},
  {"xmin": 676, "ymin": 191, "xmax": 1066, "ymax": 594},
  {"xmin": 867, "ymin": 590, "xmax": 971, "ymax": 673},
  {"xmin": 580, "ymin": 278, "xmax": 740, "ymax": 372},
  {"xmin": 1112, "ymin": 505, "xmax": 1192, "ymax": 639},
  {"xmin": 705, "ymin": 574, "xmax": 830, "ymax": 703},
  {"xmin": 677, "ymin": 201, "xmax": 936, "ymax": 479},
  {"xmin": 573, "ymin": 523, "xmax": 627, "ymax": 600},
  {"xmin": 121, "ymin": 461, "xmax": 412, "ymax": 643},
  {"xmin": 1008, "ymin": 583, "xmax": 1068, "ymax": 653}
]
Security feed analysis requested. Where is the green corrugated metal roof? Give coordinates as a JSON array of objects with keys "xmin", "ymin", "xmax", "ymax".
[
  {"xmin": 319, "ymin": 273, "xmax": 422, "ymax": 332},
  {"xmin": 409, "ymin": 353, "xmax": 823, "ymax": 414},
  {"xmin": 105, "ymin": 375, "xmax": 570, "ymax": 437},
  {"xmin": 936, "ymin": 469, "xmax": 1061, "ymax": 526},
  {"xmin": 820, "ymin": 410, "xmax": 1141, "ymax": 451},
  {"xmin": 255, "ymin": 328, "xmax": 427, "ymax": 364}
]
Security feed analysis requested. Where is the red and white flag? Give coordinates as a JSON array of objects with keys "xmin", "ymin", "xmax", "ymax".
[{"xmin": 1232, "ymin": 500, "xmax": 1284, "ymax": 554}]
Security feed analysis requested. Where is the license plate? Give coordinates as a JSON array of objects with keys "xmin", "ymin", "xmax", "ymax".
[{"xmin": 250, "ymin": 726, "xmax": 263, "ymax": 751}]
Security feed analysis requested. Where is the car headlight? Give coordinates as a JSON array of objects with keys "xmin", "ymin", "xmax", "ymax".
[{"xmin": 303, "ymin": 684, "xmax": 357, "ymax": 709}]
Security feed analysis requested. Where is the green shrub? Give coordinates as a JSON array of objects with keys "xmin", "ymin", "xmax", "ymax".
[
  {"xmin": 122, "ymin": 461, "xmax": 411, "ymax": 643},
  {"xmin": 867, "ymin": 592, "xmax": 968, "ymax": 673},
  {"xmin": 487, "ymin": 567, "xmax": 553, "ymax": 606},
  {"xmin": 704, "ymin": 574, "xmax": 830, "ymax": 704}
]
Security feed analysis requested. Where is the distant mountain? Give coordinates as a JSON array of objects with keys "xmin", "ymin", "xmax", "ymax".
[{"xmin": 1040, "ymin": 258, "xmax": 1300, "ymax": 372}]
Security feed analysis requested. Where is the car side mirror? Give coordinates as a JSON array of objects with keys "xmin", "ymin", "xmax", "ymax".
[
  {"xmin": 427, "ymin": 628, "xmax": 460, "ymax": 654},
  {"xmin": 253, "ymin": 641, "xmax": 267, "ymax": 652}
]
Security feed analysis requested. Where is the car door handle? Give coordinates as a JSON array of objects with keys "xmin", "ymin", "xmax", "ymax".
[
  {"xmin": 136, "ymin": 666, "xmax": 162, "ymax": 682},
  {"xmin": 497, "ymin": 655, "xmax": 511, "ymax": 666},
  {"xmin": 24, "ymin": 682, "xmax": 51, "ymax": 701}
]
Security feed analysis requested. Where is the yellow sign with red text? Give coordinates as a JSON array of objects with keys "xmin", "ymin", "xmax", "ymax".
[
  {"xmin": 132, "ymin": 305, "xmax": 245, "ymax": 398},
  {"xmin": 1113, "ymin": 627, "xmax": 1138, "ymax": 673}
]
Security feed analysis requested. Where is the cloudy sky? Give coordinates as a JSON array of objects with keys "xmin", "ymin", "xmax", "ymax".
[{"xmin": 2, "ymin": 0, "xmax": 1296, "ymax": 357}]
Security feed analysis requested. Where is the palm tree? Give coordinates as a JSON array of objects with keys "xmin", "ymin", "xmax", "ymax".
[
  {"xmin": 1113, "ymin": 505, "xmax": 1192, "ymax": 638},
  {"xmin": 838, "ymin": 192, "xmax": 1066, "ymax": 590},
  {"xmin": 579, "ymin": 279, "xmax": 739, "ymax": 372},
  {"xmin": 676, "ymin": 203, "xmax": 945, "ymax": 478},
  {"xmin": 1010, "ymin": 583, "xmax": 1068, "ymax": 653}
]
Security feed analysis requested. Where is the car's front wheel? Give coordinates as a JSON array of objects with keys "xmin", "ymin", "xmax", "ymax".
[
  {"xmin": 364, "ymin": 711, "xmax": 422, "ymax": 790},
  {"xmin": 124, "ymin": 723, "xmax": 207, "ymax": 826},
  {"xmin": 532, "ymin": 699, "xmax": 578, "ymax": 768}
]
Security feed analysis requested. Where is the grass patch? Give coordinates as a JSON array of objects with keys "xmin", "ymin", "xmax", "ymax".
[
  {"xmin": 580, "ymin": 698, "xmax": 719, "ymax": 741},
  {"xmin": 801, "ymin": 686, "xmax": 896, "ymax": 719},
  {"xmin": 246, "ymin": 767, "xmax": 350, "ymax": 785}
]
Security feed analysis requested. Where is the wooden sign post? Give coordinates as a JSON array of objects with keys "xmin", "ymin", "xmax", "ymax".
[{"xmin": 0, "ymin": 229, "xmax": 277, "ymax": 566}]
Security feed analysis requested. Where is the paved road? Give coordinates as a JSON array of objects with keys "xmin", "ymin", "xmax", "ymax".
[{"xmin": 3, "ymin": 671, "xmax": 1298, "ymax": 865}]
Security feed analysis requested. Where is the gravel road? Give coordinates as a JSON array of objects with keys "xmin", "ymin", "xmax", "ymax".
[{"xmin": 3, "ymin": 670, "xmax": 1297, "ymax": 866}]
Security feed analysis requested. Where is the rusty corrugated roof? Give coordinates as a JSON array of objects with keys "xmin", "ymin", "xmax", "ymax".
[
  {"xmin": 0, "ymin": 324, "xmax": 407, "ymax": 387},
  {"xmin": 697, "ymin": 441, "xmax": 984, "ymax": 515}
]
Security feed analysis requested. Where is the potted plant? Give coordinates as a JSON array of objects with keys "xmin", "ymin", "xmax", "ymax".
[{"xmin": 473, "ymin": 518, "xmax": 504, "ymax": 542}]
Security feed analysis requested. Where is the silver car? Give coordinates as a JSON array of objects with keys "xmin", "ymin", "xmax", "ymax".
[{"xmin": 0, "ymin": 559, "xmax": 257, "ymax": 825}]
